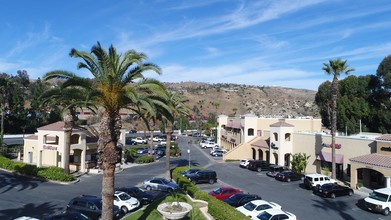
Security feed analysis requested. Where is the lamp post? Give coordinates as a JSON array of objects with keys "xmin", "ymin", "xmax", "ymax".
[{"xmin": 187, "ymin": 149, "xmax": 190, "ymax": 169}]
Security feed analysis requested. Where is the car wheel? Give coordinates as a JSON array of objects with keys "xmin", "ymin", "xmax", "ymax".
[
  {"xmin": 287, "ymin": 178, "xmax": 291, "ymax": 182},
  {"xmin": 146, "ymin": 186, "xmax": 152, "ymax": 191},
  {"xmin": 257, "ymin": 168, "xmax": 262, "ymax": 172},
  {"xmin": 209, "ymin": 179, "xmax": 215, "ymax": 184},
  {"xmin": 383, "ymin": 208, "xmax": 390, "ymax": 216},
  {"xmin": 330, "ymin": 193, "xmax": 336, "ymax": 199},
  {"xmin": 121, "ymin": 206, "xmax": 128, "ymax": 214},
  {"xmin": 167, "ymin": 188, "xmax": 173, "ymax": 193},
  {"xmin": 348, "ymin": 190, "xmax": 353, "ymax": 196}
]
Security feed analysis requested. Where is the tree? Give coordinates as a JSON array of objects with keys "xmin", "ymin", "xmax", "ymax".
[
  {"xmin": 322, "ymin": 58, "xmax": 354, "ymax": 179},
  {"xmin": 39, "ymin": 82, "xmax": 97, "ymax": 174},
  {"xmin": 162, "ymin": 92, "xmax": 191, "ymax": 180},
  {"xmin": 44, "ymin": 42, "xmax": 161, "ymax": 219},
  {"xmin": 291, "ymin": 153, "xmax": 310, "ymax": 174}
]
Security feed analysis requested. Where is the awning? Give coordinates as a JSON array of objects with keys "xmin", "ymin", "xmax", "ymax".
[{"xmin": 316, "ymin": 152, "xmax": 344, "ymax": 164}]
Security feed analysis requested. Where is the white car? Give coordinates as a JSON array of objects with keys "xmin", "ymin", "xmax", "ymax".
[
  {"xmin": 210, "ymin": 147, "xmax": 226, "ymax": 155},
  {"xmin": 240, "ymin": 159, "xmax": 253, "ymax": 168},
  {"xmin": 201, "ymin": 141, "xmax": 218, "ymax": 148},
  {"xmin": 237, "ymin": 200, "xmax": 281, "ymax": 218},
  {"xmin": 252, "ymin": 209, "xmax": 296, "ymax": 220},
  {"xmin": 114, "ymin": 191, "xmax": 140, "ymax": 213},
  {"xmin": 132, "ymin": 137, "xmax": 147, "ymax": 144}
]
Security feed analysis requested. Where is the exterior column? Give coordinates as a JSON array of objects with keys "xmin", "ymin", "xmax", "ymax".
[
  {"xmin": 81, "ymin": 149, "xmax": 86, "ymax": 172},
  {"xmin": 385, "ymin": 176, "xmax": 391, "ymax": 188},
  {"xmin": 60, "ymin": 151, "xmax": 66, "ymax": 170},
  {"xmin": 350, "ymin": 164, "xmax": 358, "ymax": 189},
  {"xmin": 37, "ymin": 150, "xmax": 42, "ymax": 167}
]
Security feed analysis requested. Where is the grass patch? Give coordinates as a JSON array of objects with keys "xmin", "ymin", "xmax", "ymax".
[{"xmin": 124, "ymin": 191, "xmax": 206, "ymax": 220}]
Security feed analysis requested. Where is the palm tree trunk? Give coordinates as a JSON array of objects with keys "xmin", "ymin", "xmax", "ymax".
[
  {"xmin": 331, "ymin": 78, "xmax": 338, "ymax": 179},
  {"xmin": 63, "ymin": 112, "xmax": 74, "ymax": 174},
  {"xmin": 165, "ymin": 123, "xmax": 172, "ymax": 180},
  {"xmin": 99, "ymin": 112, "xmax": 120, "ymax": 220}
]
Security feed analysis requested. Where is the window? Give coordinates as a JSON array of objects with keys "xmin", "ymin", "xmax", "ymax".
[
  {"xmin": 273, "ymin": 132, "xmax": 278, "ymax": 141},
  {"xmin": 285, "ymin": 133, "xmax": 291, "ymax": 141},
  {"xmin": 248, "ymin": 128, "xmax": 254, "ymax": 136},
  {"xmin": 347, "ymin": 164, "xmax": 351, "ymax": 177}
]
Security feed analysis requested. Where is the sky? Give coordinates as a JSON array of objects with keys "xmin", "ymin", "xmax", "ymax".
[{"xmin": 1, "ymin": 0, "xmax": 391, "ymax": 91}]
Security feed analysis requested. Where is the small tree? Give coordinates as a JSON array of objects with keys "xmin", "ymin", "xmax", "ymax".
[{"xmin": 291, "ymin": 153, "xmax": 310, "ymax": 174}]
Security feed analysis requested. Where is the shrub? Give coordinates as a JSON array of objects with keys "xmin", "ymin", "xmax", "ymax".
[
  {"xmin": 37, "ymin": 166, "xmax": 75, "ymax": 182},
  {"xmin": 0, "ymin": 155, "xmax": 14, "ymax": 170},
  {"xmin": 135, "ymin": 156, "xmax": 154, "ymax": 164}
]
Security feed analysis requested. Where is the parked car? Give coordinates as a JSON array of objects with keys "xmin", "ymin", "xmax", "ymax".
[
  {"xmin": 132, "ymin": 137, "xmax": 147, "ymax": 144},
  {"xmin": 223, "ymin": 193, "xmax": 261, "ymax": 207},
  {"xmin": 114, "ymin": 191, "xmax": 140, "ymax": 213},
  {"xmin": 136, "ymin": 147, "xmax": 149, "ymax": 154},
  {"xmin": 266, "ymin": 165, "xmax": 289, "ymax": 177},
  {"xmin": 143, "ymin": 177, "xmax": 179, "ymax": 192},
  {"xmin": 66, "ymin": 195, "xmax": 120, "ymax": 220},
  {"xmin": 115, "ymin": 186, "xmax": 155, "ymax": 205},
  {"xmin": 129, "ymin": 129, "xmax": 137, "ymax": 134},
  {"xmin": 200, "ymin": 141, "xmax": 218, "ymax": 148},
  {"xmin": 208, "ymin": 187, "xmax": 243, "ymax": 200},
  {"xmin": 240, "ymin": 159, "xmax": 253, "ymax": 168},
  {"xmin": 236, "ymin": 200, "xmax": 282, "ymax": 218},
  {"xmin": 247, "ymin": 160, "xmax": 270, "ymax": 172},
  {"xmin": 125, "ymin": 139, "xmax": 138, "ymax": 145},
  {"xmin": 43, "ymin": 211, "xmax": 90, "ymax": 220},
  {"xmin": 180, "ymin": 168, "xmax": 202, "ymax": 177},
  {"xmin": 303, "ymin": 173, "xmax": 336, "ymax": 189},
  {"xmin": 252, "ymin": 209, "xmax": 296, "ymax": 220},
  {"xmin": 364, "ymin": 187, "xmax": 391, "ymax": 215},
  {"xmin": 154, "ymin": 146, "xmax": 166, "ymax": 156},
  {"xmin": 275, "ymin": 171, "xmax": 304, "ymax": 182},
  {"xmin": 313, "ymin": 183, "xmax": 354, "ymax": 198},
  {"xmin": 187, "ymin": 170, "xmax": 217, "ymax": 184},
  {"xmin": 211, "ymin": 150, "xmax": 225, "ymax": 157},
  {"xmin": 210, "ymin": 147, "xmax": 227, "ymax": 155}
]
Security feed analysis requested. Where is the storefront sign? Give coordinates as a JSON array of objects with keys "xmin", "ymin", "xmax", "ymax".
[
  {"xmin": 322, "ymin": 143, "xmax": 341, "ymax": 149},
  {"xmin": 43, "ymin": 145, "xmax": 57, "ymax": 150},
  {"xmin": 381, "ymin": 147, "xmax": 391, "ymax": 152}
]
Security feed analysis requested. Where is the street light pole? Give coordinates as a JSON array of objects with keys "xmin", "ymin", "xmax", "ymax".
[{"xmin": 187, "ymin": 149, "xmax": 190, "ymax": 169}]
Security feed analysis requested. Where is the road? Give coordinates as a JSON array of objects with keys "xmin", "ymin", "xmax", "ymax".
[{"xmin": 0, "ymin": 135, "xmax": 389, "ymax": 220}]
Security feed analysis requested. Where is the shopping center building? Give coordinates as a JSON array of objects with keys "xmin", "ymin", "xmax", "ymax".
[{"xmin": 218, "ymin": 114, "xmax": 391, "ymax": 189}]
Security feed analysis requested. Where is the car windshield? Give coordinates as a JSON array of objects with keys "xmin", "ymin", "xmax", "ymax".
[
  {"xmin": 243, "ymin": 202, "xmax": 256, "ymax": 211},
  {"xmin": 213, "ymin": 188, "xmax": 222, "ymax": 194},
  {"xmin": 118, "ymin": 193, "xmax": 131, "ymax": 200},
  {"xmin": 94, "ymin": 200, "xmax": 102, "ymax": 209},
  {"xmin": 256, "ymin": 211, "xmax": 272, "ymax": 220},
  {"xmin": 369, "ymin": 191, "xmax": 389, "ymax": 202},
  {"xmin": 161, "ymin": 179, "xmax": 170, "ymax": 184}
]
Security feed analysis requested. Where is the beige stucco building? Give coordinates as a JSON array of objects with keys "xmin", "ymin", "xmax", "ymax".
[{"xmin": 219, "ymin": 114, "xmax": 391, "ymax": 189}]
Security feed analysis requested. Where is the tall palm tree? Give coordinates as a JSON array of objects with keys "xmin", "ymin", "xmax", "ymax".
[
  {"xmin": 40, "ymin": 83, "xmax": 97, "ymax": 174},
  {"xmin": 322, "ymin": 58, "xmax": 354, "ymax": 179},
  {"xmin": 163, "ymin": 92, "xmax": 191, "ymax": 180},
  {"xmin": 45, "ymin": 42, "xmax": 161, "ymax": 219}
]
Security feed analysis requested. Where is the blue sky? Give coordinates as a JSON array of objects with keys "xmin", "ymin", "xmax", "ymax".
[{"xmin": 1, "ymin": 0, "xmax": 391, "ymax": 91}]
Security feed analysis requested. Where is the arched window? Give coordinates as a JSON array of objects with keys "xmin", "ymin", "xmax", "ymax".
[
  {"xmin": 285, "ymin": 133, "xmax": 291, "ymax": 141},
  {"xmin": 273, "ymin": 132, "xmax": 278, "ymax": 141},
  {"xmin": 248, "ymin": 128, "xmax": 254, "ymax": 136}
]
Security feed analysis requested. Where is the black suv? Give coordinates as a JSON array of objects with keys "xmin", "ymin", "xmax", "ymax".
[
  {"xmin": 187, "ymin": 170, "xmax": 217, "ymax": 184},
  {"xmin": 66, "ymin": 195, "xmax": 120, "ymax": 220},
  {"xmin": 247, "ymin": 160, "xmax": 270, "ymax": 172}
]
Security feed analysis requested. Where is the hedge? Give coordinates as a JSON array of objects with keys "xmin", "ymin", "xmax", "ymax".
[
  {"xmin": 134, "ymin": 155, "xmax": 155, "ymax": 164},
  {"xmin": 0, "ymin": 155, "xmax": 75, "ymax": 182},
  {"xmin": 171, "ymin": 166, "xmax": 250, "ymax": 220}
]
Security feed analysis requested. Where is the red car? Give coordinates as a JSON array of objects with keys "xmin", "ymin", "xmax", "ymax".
[{"xmin": 208, "ymin": 187, "xmax": 243, "ymax": 200}]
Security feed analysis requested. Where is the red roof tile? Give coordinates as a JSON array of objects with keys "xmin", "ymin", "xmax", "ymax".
[
  {"xmin": 376, "ymin": 134, "xmax": 391, "ymax": 141},
  {"xmin": 270, "ymin": 121, "xmax": 294, "ymax": 127},
  {"xmin": 350, "ymin": 153, "xmax": 391, "ymax": 168},
  {"xmin": 250, "ymin": 137, "xmax": 269, "ymax": 149}
]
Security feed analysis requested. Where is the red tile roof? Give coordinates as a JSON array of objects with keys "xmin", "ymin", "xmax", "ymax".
[
  {"xmin": 250, "ymin": 137, "xmax": 269, "ymax": 149},
  {"xmin": 350, "ymin": 153, "xmax": 391, "ymax": 168},
  {"xmin": 38, "ymin": 121, "xmax": 84, "ymax": 132},
  {"xmin": 376, "ymin": 134, "xmax": 391, "ymax": 141},
  {"xmin": 270, "ymin": 121, "xmax": 294, "ymax": 127},
  {"xmin": 24, "ymin": 135, "xmax": 38, "ymax": 140}
]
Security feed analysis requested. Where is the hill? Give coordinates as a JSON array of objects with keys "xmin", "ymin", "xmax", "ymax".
[{"xmin": 164, "ymin": 82, "xmax": 320, "ymax": 118}]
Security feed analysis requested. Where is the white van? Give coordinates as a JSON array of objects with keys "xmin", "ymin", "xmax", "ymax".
[
  {"xmin": 303, "ymin": 173, "xmax": 336, "ymax": 189},
  {"xmin": 364, "ymin": 187, "xmax": 391, "ymax": 215}
]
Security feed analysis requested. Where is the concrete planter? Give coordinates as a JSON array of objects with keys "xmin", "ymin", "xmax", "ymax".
[{"xmin": 157, "ymin": 202, "xmax": 192, "ymax": 220}]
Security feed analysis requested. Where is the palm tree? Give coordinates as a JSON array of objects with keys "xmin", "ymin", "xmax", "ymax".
[
  {"xmin": 45, "ymin": 42, "xmax": 161, "ymax": 219},
  {"xmin": 163, "ymin": 92, "xmax": 191, "ymax": 180},
  {"xmin": 322, "ymin": 58, "xmax": 354, "ymax": 179},
  {"xmin": 39, "ymin": 83, "xmax": 97, "ymax": 174}
]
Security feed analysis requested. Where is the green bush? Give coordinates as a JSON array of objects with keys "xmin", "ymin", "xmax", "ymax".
[
  {"xmin": 135, "ymin": 156, "xmax": 155, "ymax": 164},
  {"xmin": 0, "ymin": 155, "xmax": 75, "ymax": 182},
  {"xmin": 37, "ymin": 166, "xmax": 75, "ymax": 182}
]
